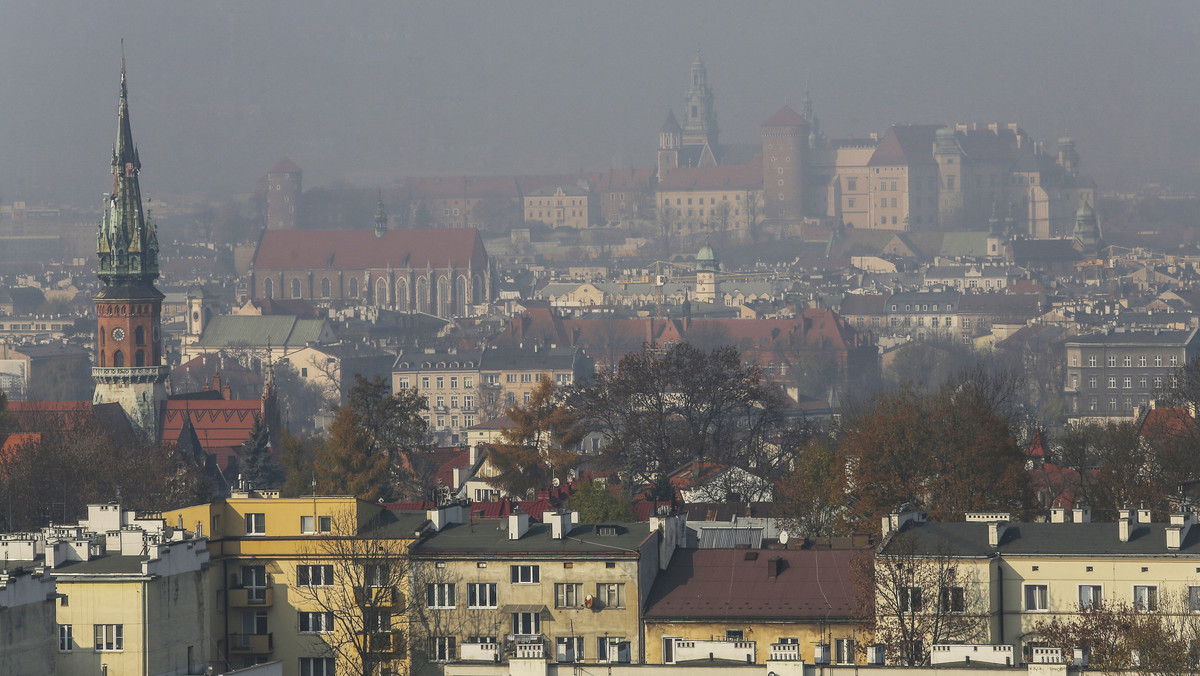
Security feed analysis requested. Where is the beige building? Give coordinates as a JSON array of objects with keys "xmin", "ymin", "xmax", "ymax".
[
  {"xmin": 408, "ymin": 509, "xmax": 685, "ymax": 672},
  {"xmin": 0, "ymin": 566, "xmax": 56, "ymax": 675},
  {"xmin": 0, "ymin": 503, "xmax": 217, "ymax": 676},
  {"xmin": 524, "ymin": 183, "xmax": 598, "ymax": 229}
]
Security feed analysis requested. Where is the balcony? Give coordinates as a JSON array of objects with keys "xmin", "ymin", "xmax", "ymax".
[
  {"xmin": 673, "ymin": 639, "xmax": 755, "ymax": 664},
  {"xmin": 460, "ymin": 642, "xmax": 501, "ymax": 662},
  {"xmin": 354, "ymin": 585, "xmax": 405, "ymax": 609},
  {"xmin": 366, "ymin": 631, "xmax": 406, "ymax": 654},
  {"xmin": 769, "ymin": 642, "xmax": 800, "ymax": 661},
  {"xmin": 228, "ymin": 633, "xmax": 273, "ymax": 654},
  {"xmin": 228, "ymin": 586, "xmax": 273, "ymax": 607},
  {"xmin": 514, "ymin": 640, "xmax": 545, "ymax": 660}
]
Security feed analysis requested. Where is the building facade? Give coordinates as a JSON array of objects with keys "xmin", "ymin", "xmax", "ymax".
[{"xmin": 1064, "ymin": 328, "xmax": 1200, "ymax": 418}]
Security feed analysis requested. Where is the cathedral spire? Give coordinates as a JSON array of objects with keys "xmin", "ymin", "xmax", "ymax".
[{"xmin": 98, "ymin": 44, "xmax": 158, "ymax": 285}]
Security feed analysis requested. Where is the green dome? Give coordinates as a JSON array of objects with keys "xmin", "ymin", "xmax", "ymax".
[
  {"xmin": 1076, "ymin": 200, "xmax": 1094, "ymax": 220},
  {"xmin": 697, "ymin": 245, "xmax": 716, "ymax": 261}
]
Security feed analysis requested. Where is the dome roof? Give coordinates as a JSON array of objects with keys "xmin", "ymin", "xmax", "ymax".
[
  {"xmin": 697, "ymin": 245, "xmax": 716, "ymax": 261},
  {"xmin": 1076, "ymin": 200, "xmax": 1095, "ymax": 220}
]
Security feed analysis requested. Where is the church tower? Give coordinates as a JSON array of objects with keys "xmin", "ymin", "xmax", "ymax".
[
  {"xmin": 694, "ymin": 244, "xmax": 720, "ymax": 304},
  {"xmin": 658, "ymin": 110, "xmax": 682, "ymax": 180},
  {"xmin": 93, "ymin": 55, "xmax": 169, "ymax": 442},
  {"xmin": 682, "ymin": 53, "xmax": 718, "ymax": 150}
]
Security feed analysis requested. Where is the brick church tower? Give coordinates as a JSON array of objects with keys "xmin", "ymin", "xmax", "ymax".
[
  {"xmin": 761, "ymin": 106, "xmax": 809, "ymax": 236},
  {"xmin": 92, "ymin": 55, "xmax": 169, "ymax": 441}
]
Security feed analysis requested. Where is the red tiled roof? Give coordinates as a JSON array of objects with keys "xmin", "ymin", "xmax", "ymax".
[
  {"xmin": 162, "ymin": 401, "xmax": 261, "ymax": 453},
  {"xmin": 762, "ymin": 106, "xmax": 807, "ymax": 127},
  {"xmin": 268, "ymin": 157, "xmax": 301, "ymax": 174},
  {"xmin": 657, "ymin": 161, "xmax": 762, "ymax": 192},
  {"xmin": 643, "ymin": 548, "xmax": 861, "ymax": 620},
  {"xmin": 868, "ymin": 125, "xmax": 941, "ymax": 166},
  {"xmin": 253, "ymin": 228, "xmax": 487, "ymax": 271},
  {"xmin": 633, "ymin": 500, "xmax": 674, "ymax": 522},
  {"xmin": 431, "ymin": 447, "xmax": 472, "ymax": 488},
  {"xmin": 1140, "ymin": 407, "xmax": 1196, "ymax": 439}
]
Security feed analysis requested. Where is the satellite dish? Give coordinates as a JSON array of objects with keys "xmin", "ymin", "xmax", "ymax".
[
  {"xmin": 552, "ymin": 477, "xmax": 561, "ymax": 487},
  {"xmin": 779, "ymin": 530, "xmax": 790, "ymax": 545}
]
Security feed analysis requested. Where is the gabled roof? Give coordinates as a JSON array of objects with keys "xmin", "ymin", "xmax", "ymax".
[
  {"xmin": 161, "ymin": 401, "xmax": 261, "ymax": 462},
  {"xmin": 761, "ymin": 106, "xmax": 807, "ymax": 127},
  {"xmin": 660, "ymin": 110, "xmax": 682, "ymax": 134},
  {"xmin": 195, "ymin": 316, "xmax": 333, "ymax": 349},
  {"xmin": 253, "ymin": 228, "xmax": 488, "ymax": 271},
  {"xmin": 643, "ymin": 548, "xmax": 859, "ymax": 620},
  {"xmin": 867, "ymin": 125, "xmax": 941, "ymax": 166}
]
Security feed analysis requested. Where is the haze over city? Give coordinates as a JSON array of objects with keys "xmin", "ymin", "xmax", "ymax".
[{"xmin": 2, "ymin": 0, "xmax": 1198, "ymax": 205}]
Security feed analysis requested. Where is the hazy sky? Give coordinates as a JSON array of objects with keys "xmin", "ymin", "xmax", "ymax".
[{"xmin": 2, "ymin": 1, "xmax": 1198, "ymax": 207}]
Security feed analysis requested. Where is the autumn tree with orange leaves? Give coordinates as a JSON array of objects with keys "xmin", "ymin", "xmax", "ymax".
[{"xmin": 485, "ymin": 376, "xmax": 583, "ymax": 499}]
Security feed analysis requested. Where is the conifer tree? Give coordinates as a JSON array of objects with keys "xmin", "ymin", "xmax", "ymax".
[
  {"xmin": 236, "ymin": 414, "xmax": 282, "ymax": 489},
  {"xmin": 315, "ymin": 406, "xmax": 390, "ymax": 501}
]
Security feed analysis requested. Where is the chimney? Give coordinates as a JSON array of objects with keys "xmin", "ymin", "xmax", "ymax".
[
  {"xmin": 1050, "ymin": 507, "xmax": 1067, "ymax": 523},
  {"xmin": 222, "ymin": 382, "xmax": 232, "ymax": 400},
  {"xmin": 508, "ymin": 511, "xmax": 530, "ymax": 540},
  {"xmin": 767, "ymin": 556, "xmax": 783, "ymax": 579},
  {"xmin": 1072, "ymin": 505, "xmax": 1091, "ymax": 523},
  {"xmin": 452, "ymin": 466, "xmax": 463, "ymax": 491},
  {"xmin": 544, "ymin": 510, "xmax": 573, "ymax": 540},
  {"xmin": 988, "ymin": 521, "xmax": 1007, "ymax": 548},
  {"xmin": 469, "ymin": 444, "xmax": 480, "ymax": 466},
  {"xmin": 881, "ymin": 505, "xmax": 925, "ymax": 538},
  {"xmin": 1167, "ymin": 509, "xmax": 1195, "ymax": 550},
  {"xmin": 1138, "ymin": 506, "xmax": 1153, "ymax": 524},
  {"xmin": 1119, "ymin": 506, "xmax": 1137, "ymax": 543}
]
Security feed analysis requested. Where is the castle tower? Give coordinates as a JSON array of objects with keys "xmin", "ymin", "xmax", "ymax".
[
  {"xmin": 658, "ymin": 110, "xmax": 682, "ymax": 180},
  {"xmin": 682, "ymin": 53, "xmax": 718, "ymax": 149},
  {"xmin": 695, "ymin": 244, "xmax": 720, "ymax": 304},
  {"xmin": 933, "ymin": 127, "xmax": 964, "ymax": 227},
  {"xmin": 761, "ymin": 106, "xmax": 809, "ymax": 234},
  {"xmin": 1057, "ymin": 137, "xmax": 1079, "ymax": 177},
  {"xmin": 1072, "ymin": 199, "xmax": 1103, "ymax": 256},
  {"xmin": 266, "ymin": 157, "xmax": 302, "ymax": 230},
  {"xmin": 93, "ymin": 55, "xmax": 170, "ymax": 442}
]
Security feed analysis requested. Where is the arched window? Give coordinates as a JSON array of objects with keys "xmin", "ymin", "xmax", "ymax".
[
  {"xmin": 263, "ymin": 278, "xmax": 274, "ymax": 299},
  {"xmin": 349, "ymin": 277, "xmax": 359, "ymax": 299},
  {"xmin": 396, "ymin": 279, "xmax": 409, "ymax": 312},
  {"xmin": 135, "ymin": 350, "xmax": 145, "ymax": 367},
  {"xmin": 100, "ymin": 351, "xmax": 106, "ymax": 367},
  {"xmin": 416, "ymin": 278, "xmax": 429, "ymax": 313},
  {"xmin": 437, "ymin": 276, "xmax": 451, "ymax": 317},
  {"xmin": 135, "ymin": 326, "xmax": 145, "ymax": 345},
  {"xmin": 291, "ymin": 277, "xmax": 302, "ymax": 299},
  {"xmin": 456, "ymin": 275, "xmax": 469, "ymax": 317},
  {"xmin": 113, "ymin": 350, "xmax": 124, "ymax": 368},
  {"xmin": 321, "ymin": 277, "xmax": 331, "ymax": 298},
  {"xmin": 473, "ymin": 275, "xmax": 484, "ymax": 304},
  {"xmin": 376, "ymin": 278, "xmax": 388, "ymax": 308}
]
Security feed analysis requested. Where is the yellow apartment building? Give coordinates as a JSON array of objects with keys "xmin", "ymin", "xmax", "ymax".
[{"xmin": 165, "ymin": 492, "xmax": 428, "ymax": 676}]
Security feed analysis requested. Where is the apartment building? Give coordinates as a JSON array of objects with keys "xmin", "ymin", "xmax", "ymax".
[
  {"xmin": 164, "ymin": 492, "xmax": 426, "ymax": 676},
  {"xmin": 1063, "ymin": 327, "xmax": 1200, "ymax": 418},
  {"xmin": 392, "ymin": 349, "xmax": 484, "ymax": 446},
  {"xmin": 0, "ymin": 503, "xmax": 216, "ymax": 676},
  {"xmin": 408, "ymin": 509, "xmax": 684, "ymax": 674},
  {"xmin": 879, "ymin": 506, "xmax": 1200, "ymax": 664}
]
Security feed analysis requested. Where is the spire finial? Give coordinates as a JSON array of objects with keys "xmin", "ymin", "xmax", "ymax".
[{"xmin": 121, "ymin": 39, "xmax": 126, "ymax": 82}]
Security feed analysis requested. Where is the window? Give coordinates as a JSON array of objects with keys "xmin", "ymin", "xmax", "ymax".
[
  {"xmin": 436, "ymin": 395, "xmax": 445, "ymax": 408},
  {"xmin": 1172, "ymin": 356, "xmax": 1179, "ymax": 367},
  {"xmin": 245, "ymin": 513, "xmax": 265, "ymax": 535},
  {"xmin": 300, "ymin": 657, "xmax": 335, "ymax": 676},
  {"xmin": 1134, "ymin": 585, "xmax": 1159, "ymax": 611},
  {"xmin": 555, "ymin": 583, "xmax": 583, "ymax": 608},
  {"xmin": 468, "ymin": 583, "xmax": 497, "ymax": 608},
  {"xmin": 521, "ymin": 373, "xmax": 534, "ymax": 383},
  {"xmin": 450, "ymin": 376, "xmax": 458, "ymax": 389},
  {"xmin": 506, "ymin": 373, "xmax": 518, "ymax": 383},
  {"xmin": 835, "ymin": 638, "xmax": 856, "ymax": 664},
  {"xmin": 242, "ymin": 565, "xmax": 267, "ymax": 602},
  {"xmin": 1025, "ymin": 584, "xmax": 1048, "ymax": 611},
  {"xmin": 464, "ymin": 396, "xmax": 473, "ymax": 410},
  {"xmin": 847, "ymin": 178, "xmax": 857, "ymax": 191},
  {"xmin": 598, "ymin": 637, "xmax": 630, "ymax": 663},
  {"xmin": 297, "ymin": 565, "xmax": 334, "ymax": 586},
  {"xmin": 1089, "ymin": 356, "xmax": 1097, "ymax": 367},
  {"xmin": 557, "ymin": 636, "xmax": 584, "ymax": 662},
  {"xmin": 597, "ymin": 582, "xmax": 626, "ymax": 609},
  {"xmin": 511, "ymin": 565, "xmax": 540, "ymax": 584},
  {"xmin": 436, "ymin": 376, "xmax": 444, "ymax": 389},
  {"xmin": 292, "ymin": 278, "xmax": 302, "ymax": 299},
  {"xmin": 1072, "ymin": 356, "xmax": 1079, "ymax": 367},
  {"xmin": 94, "ymin": 624, "xmax": 123, "ymax": 651},
  {"xmin": 940, "ymin": 586, "xmax": 965, "ymax": 612},
  {"xmin": 1189, "ymin": 586, "xmax": 1200, "ymax": 612},
  {"xmin": 1089, "ymin": 376, "xmax": 1097, "ymax": 389},
  {"xmin": 59, "ymin": 625, "xmax": 72, "ymax": 652},
  {"xmin": 300, "ymin": 515, "xmax": 332, "ymax": 534},
  {"xmin": 463, "ymin": 377, "xmax": 474, "ymax": 389},
  {"xmin": 1156, "ymin": 355, "xmax": 1163, "ymax": 367},
  {"xmin": 365, "ymin": 610, "xmax": 392, "ymax": 633},
  {"xmin": 512, "ymin": 611, "xmax": 541, "ymax": 635},
  {"xmin": 427, "ymin": 583, "xmax": 456, "ymax": 608},
  {"xmin": 430, "ymin": 637, "xmax": 457, "ymax": 662},
  {"xmin": 1109, "ymin": 377, "xmax": 1117, "ymax": 389},
  {"xmin": 1108, "ymin": 356, "xmax": 1117, "ymax": 367},
  {"xmin": 1140, "ymin": 376, "xmax": 1148, "ymax": 389},
  {"xmin": 901, "ymin": 586, "xmax": 922, "ymax": 612},
  {"xmin": 1139, "ymin": 355, "xmax": 1147, "ymax": 367},
  {"xmin": 299, "ymin": 611, "xmax": 333, "ymax": 633},
  {"xmin": 848, "ymin": 198, "xmax": 856, "ymax": 208},
  {"xmin": 364, "ymin": 564, "xmax": 389, "ymax": 588},
  {"xmin": 421, "ymin": 376, "xmax": 430, "ymax": 389},
  {"xmin": 1123, "ymin": 356, "xmax": 1132, "ymax": 367},
  {"xmin": 1079, "ymin": 585, "xmax": 1102, "ymax": 610},
  {"xmin": 1124, "ymin": 377, "xmax": 1132, "ymax": 389},
  {"xmin": 397, "ymin": 378, "xmax": 410, "ymax": 389}
]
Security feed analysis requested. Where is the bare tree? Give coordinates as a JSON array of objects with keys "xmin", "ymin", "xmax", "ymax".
[
  {"xmin": 856, "ymin": 530, "xmax": 989, "ymax": 665},
  {"xmin": 291, "ymin": 510, "xmax": 412, "ymax": 676},
  {"xmin": 743, "ymin": 191, "xmax": 763, "ymax": 244},
  {"xmin": 657, "ymin": 205, "xmax": 676, "ymax": 258}
]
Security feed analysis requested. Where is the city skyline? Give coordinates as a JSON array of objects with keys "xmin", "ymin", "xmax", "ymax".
[{"xmin": 0, "ymin": 1, "xmax": 1197, "ymax": 205}]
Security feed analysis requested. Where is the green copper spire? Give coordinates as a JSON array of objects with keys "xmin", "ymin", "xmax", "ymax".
[{"xmin": 97, "ymin": 47, "xmax": 159, "ymax": 285}]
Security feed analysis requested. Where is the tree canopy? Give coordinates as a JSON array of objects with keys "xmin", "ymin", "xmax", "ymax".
[{"xmin": 485, "ymin": 376, "xmax": 582, "ymax": 499}]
